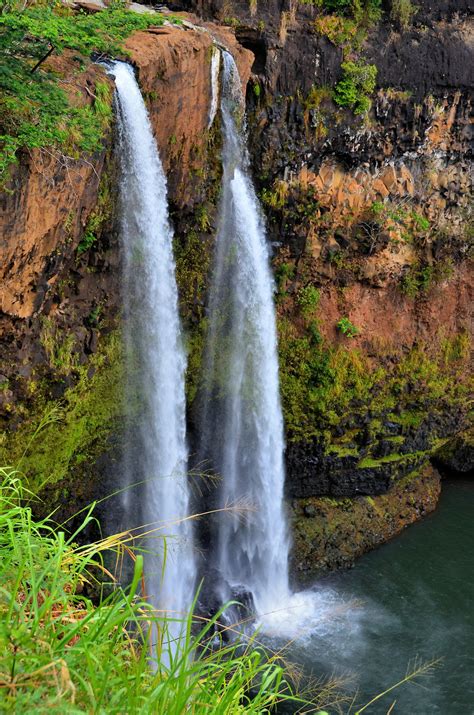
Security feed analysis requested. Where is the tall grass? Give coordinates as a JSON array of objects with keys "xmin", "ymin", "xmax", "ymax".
[
  {"xmin": 0, "ymin": 467, "xmax": 332, "ymax": 713},
  {"xmin": 0, "ymin": 467, "xmax": 439, "ymax": 713}
]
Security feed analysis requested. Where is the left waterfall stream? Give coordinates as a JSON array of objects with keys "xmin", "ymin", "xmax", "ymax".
[{"xmin": 111, "ymin": 61, "xmax": 196, "ymax": 661}]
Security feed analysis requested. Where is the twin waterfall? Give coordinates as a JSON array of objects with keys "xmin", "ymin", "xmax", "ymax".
[
  {"xmin": 200, "ymin": 51, "xmax": 290, "ymax": 617},
  {"xmin": 113, "ymin": 62, "xmax": 195, "ymax": 650},
  {"xmin": 112, "ymin": 51, "xmax": 292, "ymax": 650}
]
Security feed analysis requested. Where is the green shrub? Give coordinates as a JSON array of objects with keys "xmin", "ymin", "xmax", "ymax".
[
  {"xmin": 0, "ymin": 5, "xmax": 168, "ymax": 184},
  {"xmin": 300, "ymin": 0, "xmax": 381, "ymax": 23},
  {"xmin": 333, "ymin": 60, "xmax": 377, "ymax": 114},
  {"xmin": 304, "ymin": 84, "xmax": 333, "ymax": 110},
  {"xmin": 400, "ymin": 259, "xmax": 454, "ymax": 297},
  {"xmin": 411, "ymin": 210, "xmax": 430, "ymax": 232},
  {"xmin": 336, "ymin": 316, "xmax": 360, "ymax": 337},
  {"xmin": 297, "ymin": 284, "xmax": 321, "ymax": 317},
  {"xmin": 390, "ymin": 0, "xmax": 418, "ymax": 28},
  {"xmin": 275, "ymin": 261, "xmax": 296, "ymax": 295},
  {"xmin": 77, "ymin": 230, "xmax": 97, "ymax": 255},
  {"xmin": 313, "ymin": 15, "xmax": 358, "ymax": 48},
  {"xmin": 369, "ymin": 201, "xmax": 432, "ymax": 246},
  {"xmin": 77, "ymin": 160, "xmax": 114, "ymax": 255},
  {"xmin": 351, "ymin": 0, "xmax": 382, "ymax": 24},
  {"xmin": 260, "ymin": 180, "xmax": 289, "ymax": 210}
]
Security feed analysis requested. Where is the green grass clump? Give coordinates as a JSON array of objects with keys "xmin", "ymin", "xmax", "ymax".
[
  {"xmin": 326, "ymin": 444, "xmax": 359, "ymax": 457},
  {"xmin": 333, "ymin": 60, "xmax": 377, "ymax": 114},
  {"xmin": 357, "ymin": 452, "xmax": 421, "ymax": 468},
  {"xmin": 0, "ymin": 468, "xmax": 333, "ymax": 713},
  {"xmin": 0, "ymin": 4, "xmax": 167, "ymax": 183}
]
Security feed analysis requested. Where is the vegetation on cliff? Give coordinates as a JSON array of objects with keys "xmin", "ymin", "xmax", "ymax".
[
  {"xmin": 255, "ymin": 163, "xmax": 471, "ymax": 482},
  {"xmin": 0, "ymin": 3, "xmax": 168, "ymax": 184},
  {"xmin": 333, "ymin": 60, "xmax": 377, "ymax": 114},
  {"xmin": 0, "ymin": 331, "xmax": 123, "ymax": 497},
  {"xmin": 277, "ymin": 280, "xmax": 471, "ymax": 449}
]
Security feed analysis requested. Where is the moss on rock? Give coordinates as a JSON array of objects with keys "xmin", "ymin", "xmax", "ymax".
[
  {"xmin": 290, "ymin": 463, "xmax": 442, "ymax": 582},
  {"xmin": 0, "ymin": 331, "xmax": 123, "ymax": 495}
]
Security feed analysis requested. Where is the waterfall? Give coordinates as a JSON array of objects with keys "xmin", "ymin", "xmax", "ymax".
[
  {"xmin": 200, "ymin": 51, "xmax": 290, "ymax": 619},
  {"xmin": 112, "ymin": 61, "xmax": 195, "ymax": 655},
  {"xmin": 208, "ymin": 47, "xmax": 220, "ymax": 128}
]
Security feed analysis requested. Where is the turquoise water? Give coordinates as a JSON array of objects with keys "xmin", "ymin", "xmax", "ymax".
[{"xmin": 286, "ymin": 479, "xmax": 474, "ymax": 713}]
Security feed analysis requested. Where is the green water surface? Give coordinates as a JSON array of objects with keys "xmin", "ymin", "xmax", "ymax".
[{"xmin": 291, "ymin": 479, "xmax": 474, "ymax": 713}]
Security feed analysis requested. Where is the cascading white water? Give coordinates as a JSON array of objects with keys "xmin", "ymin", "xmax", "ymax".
[
  {"xmin": 200, "ymin": 51, "xmax": 291, "ymax": 619},
  {"xmin": 208, "ymin": 47, "xmax": 220, "ymax": 128},
  {"xmin": 112, "ymin": 61, "xmax": 195, "ymax": 654}
]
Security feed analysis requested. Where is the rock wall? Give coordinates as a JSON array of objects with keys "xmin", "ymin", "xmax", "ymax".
[
  {"xmin": 0, "ymin": 2, "xmax": 472, "ymax": 578},
  {"xmin": 291, "ymin": 463, "xmax": 442, "ymax": 582},
  {"xmin": 169, "ymin": 0, "xmax": 473, "ymax": 575}
]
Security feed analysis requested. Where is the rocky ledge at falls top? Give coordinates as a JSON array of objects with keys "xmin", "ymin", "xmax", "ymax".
[{"xmin": 0, "ymin": 2, "xmax": 472, "ymax": 578}]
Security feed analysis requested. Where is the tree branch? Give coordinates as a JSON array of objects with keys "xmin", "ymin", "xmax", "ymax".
[{"xmin": 30, "ymin": 42, "xmax": 54, "ymax": 74}]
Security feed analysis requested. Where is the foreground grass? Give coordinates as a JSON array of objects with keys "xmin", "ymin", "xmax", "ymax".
[
  {"xmin": 0, "ymin": 468, "xmax": 335, "ymax": 713},
  {"xmin": 0, "ymin": 467, "xmax": 440, "ymax": 713}
]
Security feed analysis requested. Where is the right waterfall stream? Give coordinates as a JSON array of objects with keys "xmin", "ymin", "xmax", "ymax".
[{"xmin": 199, "ymin": 50, "xmax": 291, "ymax": 622}]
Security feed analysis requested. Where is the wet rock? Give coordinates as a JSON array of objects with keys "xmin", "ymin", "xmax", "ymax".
[
  {"xmin": 86, "ymin": 329, "xmax": 99, "ymax": 355},
  {"xmin": 290, "ymin": 464, "xmax": 442, "ymax": 582},
  {"xmin": 373, "ymin": 439, "xmax": 395, "ymax": 458},
  {"xmin": 435, "ymin": 427, "xmax": 474, "ymax": 474},
  {"xmin": 385, "ymin": 421, "xmax": 403, "ymax": 436}
]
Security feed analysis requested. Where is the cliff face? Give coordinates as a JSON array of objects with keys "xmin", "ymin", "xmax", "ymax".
[
  {"xmin": 0, "ymin": 18, "xmax": 252, "ymax": 506},
  {"xmin": 221, "ymin": 0, "xmax": 472, "ymax": 573},
  {"xmin": 0, "ymin": 3, "xmax": 472, "ymax": 576},
  {"xmin": 125, "ymin": 25, "xmax": 252, "ymax": 205}
]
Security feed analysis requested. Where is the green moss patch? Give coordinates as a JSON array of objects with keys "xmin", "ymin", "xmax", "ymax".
[
  {"xmin": 0, "ymin": 332, "xmax": 123, "ymax": 494},
  {"xmin": 357, "ymin": 451, "xmax": 425, "ymax": 469}
]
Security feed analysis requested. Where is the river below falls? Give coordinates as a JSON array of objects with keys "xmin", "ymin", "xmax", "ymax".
[{"xmin": 268, "ymin": 478, "xmax": 474, "ymax": 713}]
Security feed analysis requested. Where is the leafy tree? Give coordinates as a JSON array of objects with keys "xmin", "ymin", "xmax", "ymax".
[
  {"xmin": 333, "ymin": 60, "xmax": 377, "ymax": 114},
  {"xmin": 0, "ymin": 4, "xmax": 166, "ymax": 183}
]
